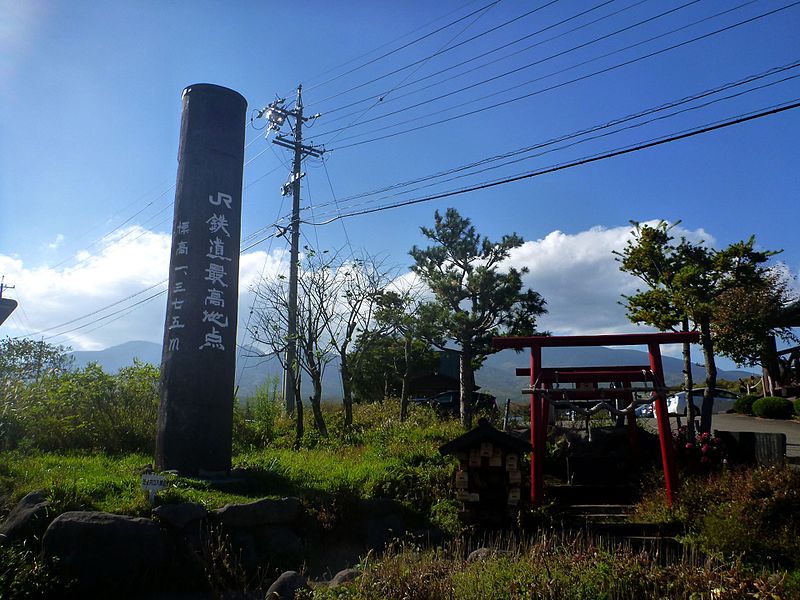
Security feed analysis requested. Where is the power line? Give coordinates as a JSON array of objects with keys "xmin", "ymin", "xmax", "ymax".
[
  {"xmin": 298, "ymin": 60, "xmax": 800, "ymax": 217},
  {"xmin": 16, "ymin": 280, "xmax": 170, "ymax": 339},
  {"xmin": 305, "ymin": 99, "xmax": 800, "ymax": 224},
  {"xmin": 41, "ymin": 286, "xmax": 170, "ymax": 342},
  {"xmin": 312, "ymin": 67, "xmax": 800, "ymax": 219},
  {"xmin": 303, "ymin": 0, "xmax": 503, "ymax": 93},
  {"xmin": 17, "ymin": 218, "xmax": 286, "ymax": 342},
  {"xmin": 321, "ymin": 0, "xmax": 502, "ymax": 147},
  {"xmin": 317, "ymin": 0, "xmax": 634, "ymax": 120},
  {"xmin": 298, "ymin": 0, "xmax": 487, "ymax": 89},
  {"xmin": 313, "ymin": 0, "xmax": 706, "ymax": 136},
  {"xmin": 322, "ymin": 159, "xmax": 354, "ymax": 253},
  {"xmin": 309, "ymin": 0, "xmax": 560, "ymax": 107},
  {"xmin": 235, "ymin": 192, "xmax": 290, "ymax": 390},
  {"xmin": 324, "ymin": 0, "xmax": 779, "ymax": 150}
]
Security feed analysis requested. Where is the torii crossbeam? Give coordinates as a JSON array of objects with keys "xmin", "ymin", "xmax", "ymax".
[{"xmin": 493, "ymin": 332, "xmax": 700, "ymax": 507}]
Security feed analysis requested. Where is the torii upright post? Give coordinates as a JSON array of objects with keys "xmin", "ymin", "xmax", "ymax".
[
  {"xmin": 529, "ymin": 345, "xmax": 544, "ymax": 506},
  {"xmin": 648, "ymin": 342, "xmax": 677, "ymax": 506}
]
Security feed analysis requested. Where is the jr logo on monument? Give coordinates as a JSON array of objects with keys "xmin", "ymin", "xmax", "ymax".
[{"xmin": 156, "ymin": 84, "xmax": 247, "ymax": 475}]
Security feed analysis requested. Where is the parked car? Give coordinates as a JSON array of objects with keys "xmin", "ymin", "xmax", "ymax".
[
  {"xmin": 430, "ymin": 390, "xmax": 497, "ymax": 416},
  {"xmin": 634, "ymin": 402, "xmax": 654, "ymax": 417},
  {"xmin": 666, "ymin": 388, "xmax": 740, "ymax": 416}
]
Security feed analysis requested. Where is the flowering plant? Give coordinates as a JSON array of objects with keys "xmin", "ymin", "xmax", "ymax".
[{"xmin": 672, "ymin": 426, "xmax": 726, "ymax": 473}]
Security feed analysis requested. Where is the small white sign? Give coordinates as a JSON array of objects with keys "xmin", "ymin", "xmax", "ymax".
[
  {"xmin": 141, "ymin": 473, "xmax": 168, "ymax": 505},
  {"xmin": 141, "ymin": 474, "xmax": 167, "ymax": 491}
]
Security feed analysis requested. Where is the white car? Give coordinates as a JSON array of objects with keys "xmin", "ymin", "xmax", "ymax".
[{"xmin": 666, "ymin": 388, "xmax": 740, "ymax": 416}]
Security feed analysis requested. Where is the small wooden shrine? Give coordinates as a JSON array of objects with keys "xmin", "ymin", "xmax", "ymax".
[{"xmin": 439, "ymin": 419, "xmax": 532, "ymax": 526}]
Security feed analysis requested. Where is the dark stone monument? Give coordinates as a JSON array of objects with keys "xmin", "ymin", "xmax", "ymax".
[{"xmin": 156, "ymin": 83, "xmax": 247, "ymax": 475}]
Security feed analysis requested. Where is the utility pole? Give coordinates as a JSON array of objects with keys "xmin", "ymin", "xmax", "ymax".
[
  {"xmin": 258, "ymin": 85, "xmax": 323, "ymax": 413},
  {"xmin": 0, "ymin": 276, "xmax": 18, "ymax": 327},
  {"xmin": 0, "ymin": 276, "xmax": 14, "ymax": 299}
]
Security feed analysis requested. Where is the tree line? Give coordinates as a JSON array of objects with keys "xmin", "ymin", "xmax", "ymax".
[{"xmin": 1, "ymin": 210, "xmax": 794, "ymax": 452}]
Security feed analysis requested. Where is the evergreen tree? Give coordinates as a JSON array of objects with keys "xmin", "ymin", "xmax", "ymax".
[{"xmin": 410, "ymin": 208, "xmax": 546, "ymax": 428}]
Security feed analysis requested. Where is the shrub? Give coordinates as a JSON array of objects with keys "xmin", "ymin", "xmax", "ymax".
[
  {"xmin": 1, "ymin": 360, "xmax": 159, "ymax": 453},
  {"xmin": 733, "ymin": 393, "xmax": 759, "ymax": 415},
  {"xmin": 794, "ymin": 398, "xmax": 800, "ymax": 416},
  {"xmin": 0, "ymin": 545, "xmax": 65, "ymax": 599},
  {"xmin": 752, "ymin": 396, "xmax": 794, "ymax": 420},
  {"xmin": 672, "ymin": 426, "xmax": 725, "ymax": 473},
  {"xmin": 635, "ymin": 466, "xmax": 800, "ymax": 569}
]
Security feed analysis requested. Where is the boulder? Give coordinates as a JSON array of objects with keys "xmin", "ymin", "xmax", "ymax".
[
  {"xmin": 355, "ymin": 498, "xmax": 408, "ymax": 550},
  {"xmin": 253, "ymin": 525, "xmax": 303, "ymax": 561},
  {"xmin": 227, "ymin": 529, "xmax": 259, "ymax": 571},
  {"xmin": 212, "ymin": 497, "xmax": 302, "ymax": 528},
  {"xmin": 153, "ymin": 501, "xmax": 208, "ymax": 529},
  {"xmin": 467, "ymin": 547, "xmax": 492, "ymax": 563},
  {"xmin": 265, "ymin": 570, "xmax": 307, "ymax": 599},
  {"xmin": 42, "ymin": 511, "xmax": 169, "ymax": 593},
  {"xmin": 0, "ymin": 490, "xmax": 51, "ymax": 544},
  {"xmin": 329, "ymin": 568, "xmax": 361, "ymax": 588}
]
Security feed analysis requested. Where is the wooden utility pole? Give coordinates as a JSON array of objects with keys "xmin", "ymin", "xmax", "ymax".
[{"xmin": 262, "ymin": 86, "xmax": 323, "ymax": 413}]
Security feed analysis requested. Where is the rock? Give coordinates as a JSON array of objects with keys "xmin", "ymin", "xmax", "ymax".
[
  {"xmin": 227, "ymin": 530, "xmax": 259, "ymax": 571},
  {"xmin": 467, "ymin": 547, "xmax": 492, "ymax": 563},
  {"xmin": 265, "ymin": 570, "xmax": 307, "ymax": 599},
  {"xmin": 253, "ymin": 525, "xmax": 303, "ymax": 561},
  {"xmin": 0, "ymin": 490, "xmax": 51, "ymax": 544},
  {"xmin": 212, "ymin": 497, "xmax": 302, "ymax": 528},
  {"xmin": 42, "ymin": 511, "xmax": 169, "ymax": 594},
  {"xmin": 153, "ymin": 501, "xmax": 208, "ymax": 529},
  {"xmin": 358, "ymin": 498, "xmax": 400, "ymax": 516},
  {"xmin": 355, "ymin": 499, "xmax": 409, "ymax": 550},
  {"xmin": 329, "ymin": 568, "xmax": 361, "ymax": 588}
]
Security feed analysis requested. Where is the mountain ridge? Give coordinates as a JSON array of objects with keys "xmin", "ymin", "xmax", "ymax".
[{"xmin": 70, "ymin": 340, "xmax": 757, "ymax": 401}]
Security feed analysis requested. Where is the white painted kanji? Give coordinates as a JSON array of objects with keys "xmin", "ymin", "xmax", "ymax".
[
  {"xmin": 204, "ymin": 289, "xmax": 225, "ymax": 308},
  {"xmin": 198, "ymin": 327, "xmax": 225, "ymax": 351},
  {"xmin": 204, "ymin": 263, "xmax": 228, "ymax": 287},
  {"xmin": 202, "ymin": 310, "xmax": 229, "ymax": 328},
  {"xmin": 206, "ymin": 237, "xmax": 231, "ymax": 261},
  {"xmin": 206, "ymin": 214, "xmax": 230, "ymax": 237}
]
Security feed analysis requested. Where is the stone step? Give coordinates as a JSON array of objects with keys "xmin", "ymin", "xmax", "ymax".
[
  {"xmin": 582, "ymin": 520, "xmax": 682, "ymax": 538},
  {"xmin": 567, "ymin": 504, "xmax": 633, "ymax": 515},
  {"xmin": 548, "ymin": 484, "xmax": 639, "ymax": 505}
]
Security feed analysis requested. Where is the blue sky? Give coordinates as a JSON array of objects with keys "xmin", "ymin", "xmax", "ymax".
[{"xmin": 1, "ymin": 0, "xmax": 798, "ymax": 372}]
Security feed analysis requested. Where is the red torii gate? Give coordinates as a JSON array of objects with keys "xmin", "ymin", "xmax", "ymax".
[{"xmin": 492, "ymin": 332, "xmax": 700, "ymax": 507}]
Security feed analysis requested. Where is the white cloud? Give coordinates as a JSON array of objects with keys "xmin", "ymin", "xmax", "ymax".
[
  {"xmin": 0, "ymin": 226, "xmax": 290, "ymax": 352},
  {"xmin": 506, "ymin": 221, "xmax": 716, "ymax": 343},
  {"xmin": 0, "ymin": 220, "xmax": 764, "ymax": 364},
  {"xmin": 46, "ymin": 233, "xmax": 65, "ymax": 250}
]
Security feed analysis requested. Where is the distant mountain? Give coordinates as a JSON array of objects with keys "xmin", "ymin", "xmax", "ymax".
[
  {"xmin": 70, "ymin": 341, "xmax": 756, "ymax": 403},
  {"xmin": 71, "ymin": 340, "xmax": 162, "ymax": 373},
  {"xmin": 478, "ymin": 346, "xmax": 756, "ymax": 400},
  {"xmin": 69, "ymin": 341, "xmax": 343, "ymax": 401}
]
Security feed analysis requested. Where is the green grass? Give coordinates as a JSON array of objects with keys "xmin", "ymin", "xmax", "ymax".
[
  {"xmin": 304, "ymin": 535, "xmax": 793, "ymax": 599},
  {"xmin": 3, "ymin": 400, "xmax": 800, "ymax": 598},
  {"xmin": 0, "ymin": 402, "xmax": 463, "ymax": 517}
]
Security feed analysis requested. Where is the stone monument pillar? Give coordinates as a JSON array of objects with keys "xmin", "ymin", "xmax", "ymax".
[{"xmin": 156, "ymin": 83, "xmax": 247, "ymax": 475}]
